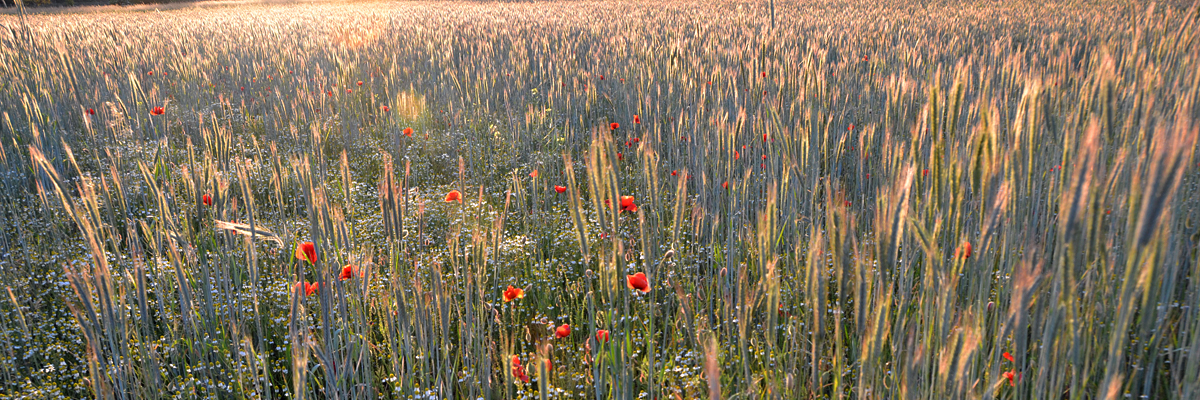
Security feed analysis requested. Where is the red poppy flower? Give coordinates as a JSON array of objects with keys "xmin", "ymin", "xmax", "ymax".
[
  {"xmin": 605, "ymin": 199, "xmax": 612, "ymax": 209},
  {"xmin": 617, "ymin": 152, "xmax": 623, "ymax": 160},
  {"xmin": 445, "ymin": 190, "xmax": 462, "ymax": 203},
  {"xmin": 87, "ymin": 108, "xmax": 95, "ymax": 115},
  {"xmin": 403, "ymin": 127, "xmax": 413, "ymax": 137},
  {"xmin": 600, "ymin": 75, "xmax": 605, "ymax": 80},
  {"xmin": 529, "ymin": 170, "xmax": 539, "ymax": 179},
  {"xmin": 294, "ymin": 281, "xmax": 305, "ymax": 295},
  {"xmin": 671, "ymin": 170, "xmax": 677, "ymax": 176},
  {"xmin": 610, "ymin": 122, "xmax": 619, "ymax": 130},
  {"xmin": 545, "ymin": 359, "xmax": 553, "ymax": 371},
  {"xmin": 503, "ymin": 285, "xmax": 525, "ymax": 302},
  {"xmin": 305, "ymin": 281, "xmax": 319, "ymax": 296},
  {"xmin": 722, "ymin": 181, "xmax": 729, "ymax": 189},
  {"xmin": 339, "ymin": 264, "xmax": 357, "ymax": 280},
  {"xmin": 626, "ymin": 272, "xmax": 650, "ymax": 293},
  {"xmin": 555, "ymin": 324, "xmax": 571, "ymax": 338},
  {"xmin": 633, "ymin": 137, "xmax": 639, "ymax": 143},
  {"xmin": 633, "ymin": 115, "xmax": 641, "ymax": 124},
  {"xmin": 357, "ymin": 81, "xmax": 363, "ymax": 86},
  {"xmin": 345, "ymin": 89, "xmax": 352, "ymax": 93},
  {"xmin": 240, "ymin": 86, "xmax": 245, "ymax": 91},
  {"xmin": 626, "ymin": 140, "xmax": 632, "ymax": 147},
  {"xmin": 734, "ymin": 150, "xmax": 740, "ymax": 160},
  {"xmin": 619, "ymin": 196, "xmax": 637, "ymax": 213},
  {"xmin": 295, "ymin": 241, "xmax": 316, "ymax": 263},
  {"xmin": 763, "ymin": 133, "xmax": 768, "ymax": 141},
  {"xmin": 596, "ymin": 330, "xmax": 610, "ymax": 342},
  {"xmin": 1003, "ymin": 352, "xmax": 1014, "ymax": 362},
  {"xmin": 382, "ymin": 106, "xmax": 389, "ymax": 112},
  {"xmin": 554, "ymin": 185, "xmax": 567, "ymax": 193},
  {"xmin": 923, "ymin": 169, "xmax": 929, "ymax": 177},
  {"xmin": 959, "ymin": 242, "xmax": 972, "ymax": 258},
  {"xmin": 707, "ymin": 81, "xmax": 712, "ymax": 85},
  {"xmin": 511, "ymin": 356, "xmax": 530, "ymax": 382},
  {"xmin": 202, "ymin": 193, "xmax": 213, "ymax": 206},
  {"xmin": 1003, "ymin": 370, "xmax": 1015, "ymax": 387},
  {"xmin": 327, "ymin": 91, "xmax": 334, "ymax": 97},
  {"xmin": 762, "ymin": 154, "xmax": 767, "ymax": 160},
  {"xmin": 844, "ymin": 200, "xmax": 851, "ymax": 207},
  {"xmin": 761, "ymin": 71, "xmax": 767, "ymax": 77},
  {"xmin": 848, "ymin": 124, "xmax": 855, "ymax": 130},
  {"xmin": 150, "ymin": 107, "xmax": 165, "ymax": 115},
  {"xmin": 147, "ymin": 71, "xmax": 154, "ymax": 76}
]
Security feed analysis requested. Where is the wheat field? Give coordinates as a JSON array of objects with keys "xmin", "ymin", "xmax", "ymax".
[{"xmin": 0, "ymin": 0, "xmax": 1198, "ymax": 398}]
